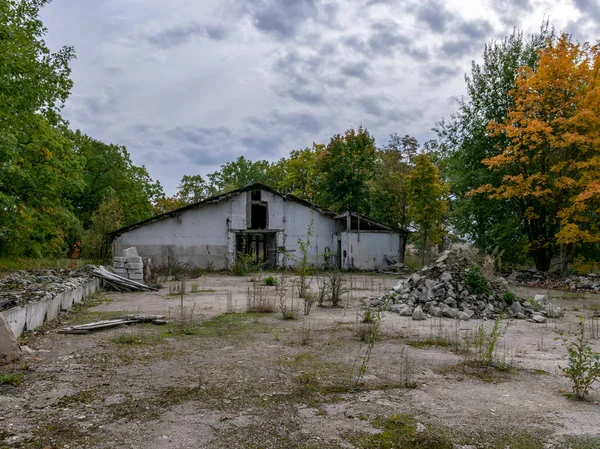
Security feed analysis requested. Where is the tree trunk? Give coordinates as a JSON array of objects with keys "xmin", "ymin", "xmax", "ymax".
[
  {"xmin": 532, "ymin": 246, "xmax": 552, "ymax": 272},
  {"xmin": 398, "ymin": 234, "xmax": 407, "ymax": 264},
  {"xmin": 559, "ymin": 243, "xmax": 575, "ymax": 278},
  {"xmin": 421, "ymin": 232, "xmax": 427, "ymax": 268}
]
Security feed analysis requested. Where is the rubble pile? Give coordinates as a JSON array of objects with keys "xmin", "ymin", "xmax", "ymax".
[
  {"xmin": 365, "ymin": 250, "xmax": 559, "ymax": 322},
  {"xmin": 0, "ymin": 267, "xmax": 95, "ymax": 309},
  {"xmin": 113, "ymin": 247, "xmax": 144, "ymax": 281},
  {"xmin": 512, "ymin": 270, "xmax": 600, "ymax": 293}
]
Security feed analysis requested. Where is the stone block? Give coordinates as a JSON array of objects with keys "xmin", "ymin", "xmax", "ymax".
[
  {"xmin": 2, "ymin": 306, "xmax": 26, "ymax": 338},
  {"xmin": 128, "ymin": 273, "xmax": 144, "ymax": 280},
  {"xmin": 0, "ymin": 315, "xmax": 20, "ymax": 363},
  {"xmin": 126, "ymin": 256, "xmax": 143, "ymax": 264},
  {"xmin": 113, "ymin": 262, "xmax": 125, "ymax": 268},
  {"xmin": 25, "ymin": 300, "xmax": 47, "ymax": 331},
  {"xmin": 113, "ymin": 257, "xmax": 127, "ymax": 263},
  {"xmin": 123, "ymin": 247, "xmax": 138, "ymax": 258},
  {"xmin": 126, "ymin": 262, "xmax": 143, "ymax": 269}
]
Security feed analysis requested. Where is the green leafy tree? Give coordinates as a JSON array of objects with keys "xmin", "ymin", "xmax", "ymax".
[
  {"xmin": 82, "ymin": 189, "xmax": 124, "ymax": 259},
  {"xmin": 275, "ymin": 145, "xmax": 321, "ymax": 200},
  {"xmin": 406, "ymin": 154, "xmax": 448, "ymax": 266},
  {"xmin": 206, "ymin": 156, "xmax": 273, "ymax": 194},
  {"xmin": 68, "ymin": 131, "xmax": 161, "ymax": 227},
  {"xmin": 437, "ymin": 24, "xmax": 553, "ymax": 265},
  {"xmin": 368, "ymin": 134, "xmax": 419, "ymax": 261},
  {"xmin": 0, "ymin": 0, "xmax": 81, "ymax": 257},
  {"xmin": 314, "ymin": 127, "xmax": 376, "ymax": 213},
  {"xmin": 176, "ymin": 174, "xmax": 210, "ymax": 204}
]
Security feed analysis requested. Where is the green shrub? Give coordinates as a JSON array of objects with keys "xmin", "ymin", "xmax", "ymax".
[
  {"xmin": 503, "ymin": 290, "xmax": 516, "ymax": 305},
  {"xmin": 264, "ymin": 276, "xmax": 276, "ymax": 286},
  {"xmin": 466, "ymin": 266, "xmax": 491, "ymax": 295},
  {"xmin": 558, "ymin": 317, "xmax": 600, "ymax": 400},
  {"xmin": 0, "ymin": 371, "xmax": 23, "ymax": 386}
]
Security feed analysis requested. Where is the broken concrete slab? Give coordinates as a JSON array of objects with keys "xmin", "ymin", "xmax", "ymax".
[{"xmin": 0, "ymin": 315, "xmax": 20, "ymax": 363}]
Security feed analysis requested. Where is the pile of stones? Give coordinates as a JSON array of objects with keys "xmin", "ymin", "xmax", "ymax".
[
  {"xmin": 365, "ymin": 250, "xmax": 561, "ymax": 322},
  {"xmin": 112, "ymin": 247, "xmax": 144, "ymax": 281},
  {"xmin": 0, "ymin": 267, "xmax": 95, "ymax": 309}
]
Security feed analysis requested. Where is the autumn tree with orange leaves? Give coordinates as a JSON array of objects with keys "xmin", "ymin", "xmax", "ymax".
[{"xmin": 471, "ymin": 35, "xmax": 600, "ymax": 275}]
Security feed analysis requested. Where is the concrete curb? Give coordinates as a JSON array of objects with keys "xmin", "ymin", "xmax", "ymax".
[{"xmin": 0, "ymin": 278, "xmax": 101, "ymax": 340}]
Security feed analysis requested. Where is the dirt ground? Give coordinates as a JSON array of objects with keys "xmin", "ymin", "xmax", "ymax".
[{"xmin": 1, "ymin": 273, "xmax": 600, "ymax": 449}]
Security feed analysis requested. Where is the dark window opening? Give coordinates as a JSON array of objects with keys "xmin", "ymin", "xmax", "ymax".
[
  {"xmin": 250, "ymin": 203, "xmax": 268, "ymax": 229},
  {"xmin": 251, "ymin": 190, "xmax": 262, "ymax": 201},
  {"xmin": 236, "ymin": 233, "xmax": 277, "ymax": 267}
]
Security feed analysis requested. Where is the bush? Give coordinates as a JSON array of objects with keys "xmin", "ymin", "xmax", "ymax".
[
  {"xmin": 264, "ymin": 276, "xmax": 276, "ymax": 286},
  {"xmin": 503, "ymin": 290, "xmax": 516, "ymax": 305},
  {"xmin": 467, "ymin": 266, "xmax": 491, "ymax": 295},
  {"xmin": 558, "ymin": 318, "xmax": 600, "ymax": 400}
]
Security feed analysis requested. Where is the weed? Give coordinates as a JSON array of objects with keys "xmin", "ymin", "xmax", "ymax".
[
  {"xmin": 300, "ymin": 322, "xmax": 312, "ymax": 346},
  {"xmin": 315, "ymin": 276, "xmax": 329, "ymax": 306},
  {"xmin": 557, "ymin": 317, "xmax": 600, "ymax": 400},
  {"xmin": 247, "ymin": 280, "xmax": 276, "ymax": 313},
  {"xmin": 190, "ymin": 282, "xmax": 199, "ymax": 293},
  {"xmin": 354, "ymin": 298, "xmax": 389, "ymax": 389},
  {"xmin": 466, "ymin": 266, "xmax": 491, "ymax": 295},
  {"xmin": 345, "ymin": 414, "xmax": 453, "ymax": 449},
  {"xmin": 504, "ymin": 290, "xmax": 516, "ymax": 305},
  {"xmin": 328, "ymin": 269, "xmax": 347, "ymax": 307},
  {"xmin": 0, "ymin": 370, "xmax": 23, "ymax": 386},
  {"xmin": 471, "ymin": 317, "xmax": 503, "ymax": 366},
  {"xmin": 275, "ymin": 270, "xmax": 296, "ymax": 320},
  {"xmin": 264, "ymin": 276, "xmax": 277, "ymax": 286},
  {"xmin": 302, "ymin": 291, "xmax": 316, "ymax": 316}
]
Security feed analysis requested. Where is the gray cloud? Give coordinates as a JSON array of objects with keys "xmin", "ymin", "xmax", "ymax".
[
  {"xmin": 345, "ymin": 21, "xmax": 429, "ymax": 60},
  {"xmin": 147, "ymin": 22, "xmax": 230, "ymax": 49},
  {"xmin": 242, "ymin": 0, "xmax": 322, "ymax": 39},
  {"xmin": 413, "ymin": 0, "xmax": 455, "ymax": 32},
  {"xmin": 424, "ymin": 64, "xmax": 461, "ymax": 82},
  {"xmin": 341, "ymin": 62, "xmax": 370, "ymax": 81}
]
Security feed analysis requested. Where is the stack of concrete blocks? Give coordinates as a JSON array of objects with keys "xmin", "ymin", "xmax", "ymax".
[{"xmin": 113, "ymin": 247, "xmax": 144, "ymax": 281}]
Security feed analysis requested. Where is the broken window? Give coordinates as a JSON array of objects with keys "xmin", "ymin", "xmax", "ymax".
[
  {"xmin": 250, "ymin": 203, "xmax": 268, "ymax": 229},
  {"xmin": 251, "ymin": 190, "xmax": 261, "ymax": 201}
]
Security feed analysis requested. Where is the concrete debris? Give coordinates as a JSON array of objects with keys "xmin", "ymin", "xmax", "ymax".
[
  {"xmin": 512, "ymin": 270, "xmax": 600, "ymax": 293},
  {"xmin": 59, "ymin": 314, "xmax": 166, "ymax": 334},
  {"xmin": 92, "ymin": 266, "xmax": 156, "ymax": 292},
  {"xmin": 0, "ymin": 266, "xmax": 96, "ymax": 308},
  {"xmin": 364, "ymin": 249, "xmax": 564, "ymax": 322},
  {"xmin": 0, "ymin": 315, "xmax": 20, "ymax": 363},
  {"xmin": 113, "ymin": 247, "xmax": 145, "ymax": 281}
]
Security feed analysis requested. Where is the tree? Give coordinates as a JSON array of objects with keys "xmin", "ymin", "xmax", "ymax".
[
  {"xmin": 472, "ymin": 35, "xmax": 600, "ymax": 275},
  {"xmin": 406, "ymin": 154, "xmax": 448, "ymax": 266},
  {"xmin": 437, "ymin": 24, "xmax": 553, "ymax": 265},
  {"xmin": 206, "ymin": 156, "xmax": 273, "ymax": 194},
  {"xmin": 176, "ymin": 174, "xmax": 210, "ymax": 204},
  {"xmin": 368, "ymin": 134, "xmax": 419, "ymax": 262},
  {"xmin": 68, "ymin": 131, "xmax": 160, "ymax": 228},
  {"xmin": 0, "ymin": 0, "xmax": 80, "ymax": 257},
  {"xmin": 82, "ymin": 189, "xmax": 124, "ymax": 259},
  {"xmin": 275, "ymin": 145, "xmax": 321, "ymax": 200},
  {"xmin": 314, "ymin": 127, "xmax": 376, "ymax": 213}
]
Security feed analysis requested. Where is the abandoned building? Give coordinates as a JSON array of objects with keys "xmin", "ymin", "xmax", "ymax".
[{"xmin": 109, "ymin": 183, "xmax": 408, "ymax": 271}]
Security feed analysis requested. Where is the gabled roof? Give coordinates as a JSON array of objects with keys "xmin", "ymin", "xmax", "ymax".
[{"xmin": 108, "ymin": 183, "xmax": 408, "ymax": 237}]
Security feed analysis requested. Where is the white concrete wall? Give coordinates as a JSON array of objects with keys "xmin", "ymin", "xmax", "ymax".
[
  {"xmin": 113, "ymin": 199, "xmax": 233, "ymax": 270},
  {"xmin": 0, "ymin": 278, "xmax": 101, "ymax": 339},
  {"xmin": 281, "ymin": 201, "xmax": 341, "ymax": 268},
  {"xmin": 342, "ymin": 232, "xmax": 400, "ymax": 270}
]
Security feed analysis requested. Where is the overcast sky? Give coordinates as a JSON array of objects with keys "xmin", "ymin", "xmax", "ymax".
[{"xmin": 41, "ymin": 0, "xmax": 599, "ymax": 195}]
